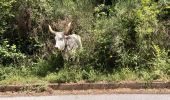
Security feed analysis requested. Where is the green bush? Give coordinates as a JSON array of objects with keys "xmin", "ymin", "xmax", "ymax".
[
  {"xmin": 0, "ymin": 0, "xmax": 169, "ymax": 84},
  {"xmin": 0, "ymin": 0, "xmax": 16, "ymax": 34},
  {"xmin": 0, "ymin": 40, "xmax": 25, "ymax": 65}
]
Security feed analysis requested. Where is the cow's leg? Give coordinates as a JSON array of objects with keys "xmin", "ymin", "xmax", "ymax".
[
  {"xmin": 62, "ymin": 50, "xmax": 73, "ymax": 61},
  {"xmin": 70, "ymin": 50, "xmax": 80, "ymax": 64},
  {"xmin": 61, "ymin": 52, "xmax": 68, "ymax": 61}
]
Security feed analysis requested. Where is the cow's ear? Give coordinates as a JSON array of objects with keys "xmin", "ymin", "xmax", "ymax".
[{"xmin": 65, "ymin": 35, "xmax": 70, "ymax": 39}]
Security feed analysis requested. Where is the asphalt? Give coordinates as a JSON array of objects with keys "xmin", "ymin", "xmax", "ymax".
[{"xmin": 1, "ymin": 94, "xmax": 170, "ymax": 100}]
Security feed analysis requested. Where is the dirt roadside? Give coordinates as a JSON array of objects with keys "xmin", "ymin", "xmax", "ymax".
[
  {"xmin": 0, "ymin": 82, "xmax": 170, "ymax": 96},
  {"xmin": 0, "ymin": 88, "xmax": 170, "ymax": 96}
]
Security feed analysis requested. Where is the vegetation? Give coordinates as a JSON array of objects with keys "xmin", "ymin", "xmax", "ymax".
[{"xmin": 0, "ymin": 0, "xmax": 169, "ymax": 84}]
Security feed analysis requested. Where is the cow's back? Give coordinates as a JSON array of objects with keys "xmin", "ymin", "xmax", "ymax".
[
  {"xmin": 65, "ymin": 34, "xmax": 82, "ymax": 51},
  {"xmin": 62, "ymin": 34, "xmax": 82, "ymax": 61}
]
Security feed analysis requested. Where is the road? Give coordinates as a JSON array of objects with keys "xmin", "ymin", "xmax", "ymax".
[{"xmin": 1, "ymin": 94, "xmax": 170, "ymax": 100}]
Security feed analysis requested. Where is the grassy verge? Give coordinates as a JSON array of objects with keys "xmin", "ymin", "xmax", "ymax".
[{"xmin": 0, "ymin": 64, "xmax": 169, "ymax": 85}]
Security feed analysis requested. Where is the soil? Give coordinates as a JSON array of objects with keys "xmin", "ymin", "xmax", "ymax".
[{"xmin": 0, "ymin": 88, "xmax": 170, "ymax": 97}]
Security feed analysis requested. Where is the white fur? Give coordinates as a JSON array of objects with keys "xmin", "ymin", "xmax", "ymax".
[{"xmin": 49, "ymin": 25, "xmax": 82, "ymax": 61}]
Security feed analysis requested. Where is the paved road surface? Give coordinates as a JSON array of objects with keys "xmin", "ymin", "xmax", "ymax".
[{"xmin": 1, "ymin": 94, "xmax": 170, "ymax": 100}]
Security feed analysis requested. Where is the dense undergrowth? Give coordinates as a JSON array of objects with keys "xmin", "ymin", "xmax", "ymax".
[{"xmin": 0, "ymin": 0, "xmax": 170, "ymax": 84}]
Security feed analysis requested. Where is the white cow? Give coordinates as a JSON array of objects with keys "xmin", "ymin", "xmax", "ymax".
[{"xmin": 48, "ymin": 22, "xmax": 82, "ymax": 61}]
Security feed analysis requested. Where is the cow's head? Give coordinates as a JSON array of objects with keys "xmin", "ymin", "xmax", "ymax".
[{"xmin": 48, "ymin": 22, "xmax": 72, "ymax": 51}]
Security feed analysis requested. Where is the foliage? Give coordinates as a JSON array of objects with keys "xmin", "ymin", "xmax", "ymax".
[
  {"xmin": 0, "ymin": 40, "xmax": 26, "ymax": 65},
  {"xmin": 0, "ymin": 0, "xmax": 169, "ymax": 84},
  {"xmin": 151, "ymin": 44, "xmax": 170, "ymax": 80},
  {"xmin": 0, "ymin": 0, "xmax": 16, "ymax": 34}
]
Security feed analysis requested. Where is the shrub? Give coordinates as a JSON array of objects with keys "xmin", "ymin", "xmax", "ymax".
[{"xmin": 0, "ymin": 40, "xmax": 25, "ymax": 65}]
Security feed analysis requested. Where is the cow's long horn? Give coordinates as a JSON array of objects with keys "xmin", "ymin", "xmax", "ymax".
[
  {"xmin": 64, "ymin": 22, "xmax": 72, "ymax": 35},
  {"xmin": 49, "ymin": 25, "xmax": 57, "ymax": 35}
]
